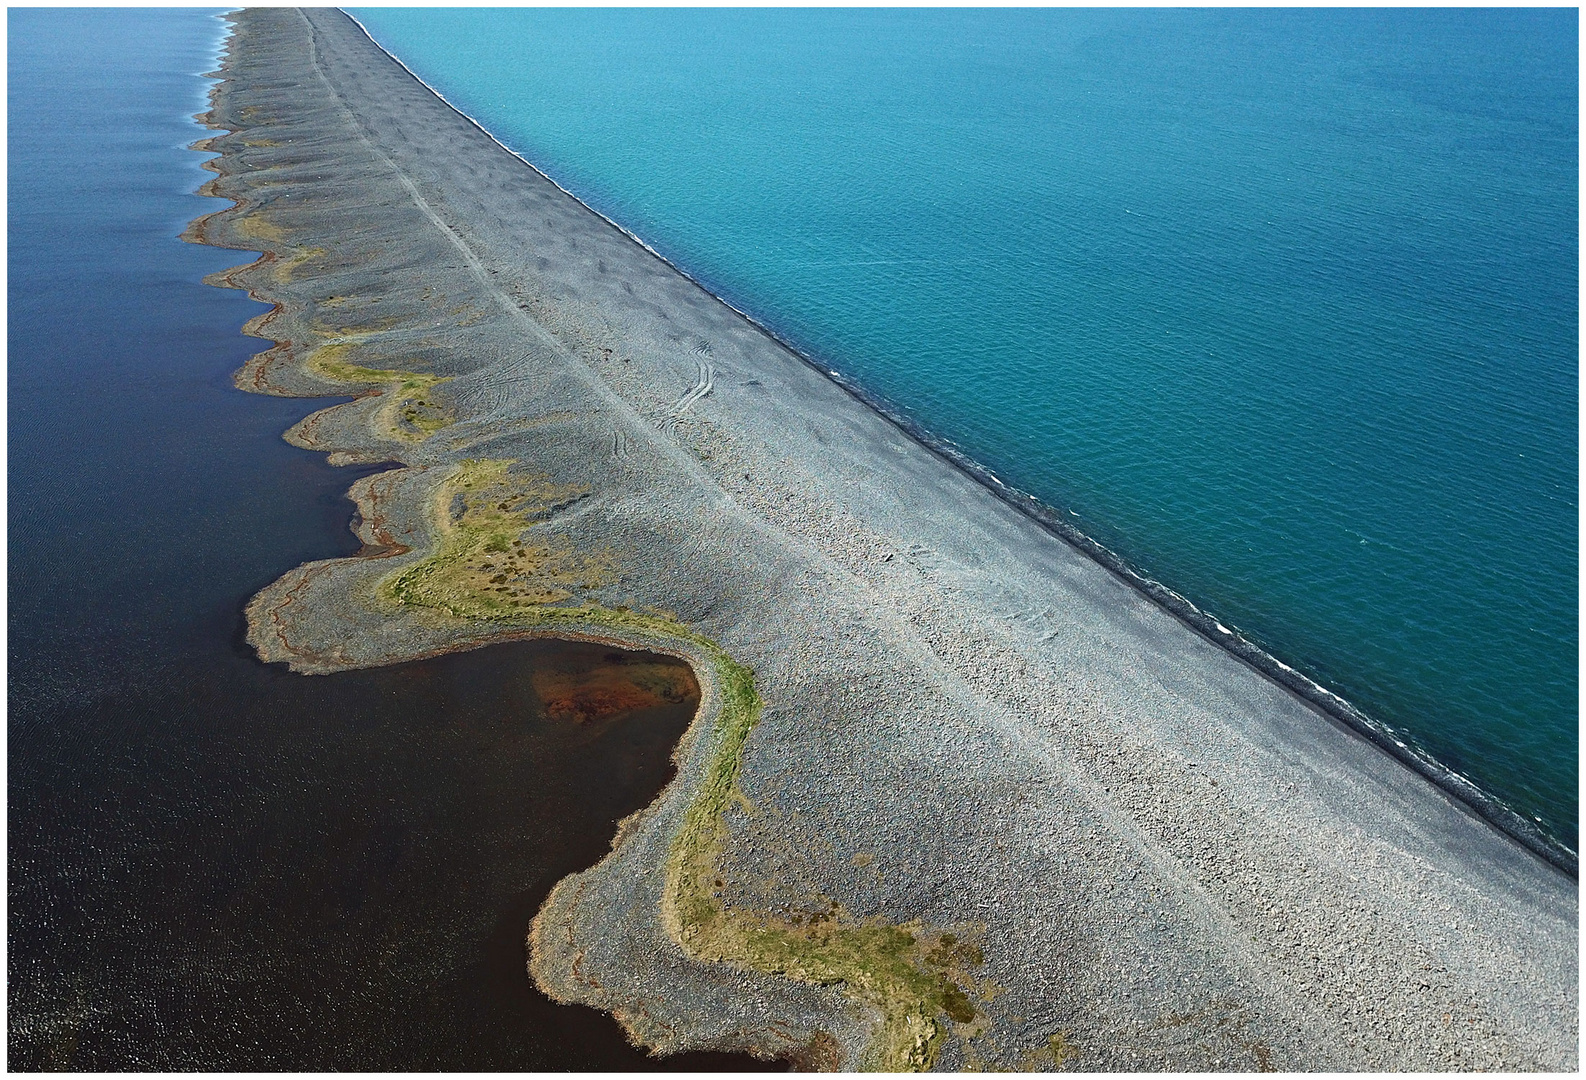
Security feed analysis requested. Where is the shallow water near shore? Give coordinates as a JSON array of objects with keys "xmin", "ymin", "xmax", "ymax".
[
  {"xmin": 8, "ymin": 10, "xmax": 772, "ymax": 1069},
  {"xmin": 352, "ymin": 7, "xmax": 1579, "ymax": 851}
]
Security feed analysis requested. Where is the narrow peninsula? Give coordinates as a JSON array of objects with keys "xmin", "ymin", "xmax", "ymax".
[{"xmin": 187, "ymin": 8, "xmax": 1576, "ymax": 1071}]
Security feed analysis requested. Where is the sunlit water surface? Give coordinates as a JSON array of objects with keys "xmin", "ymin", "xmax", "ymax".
[{"xmin": 354, "ymin": 8, "xmax": 1578, "ymax": 849}]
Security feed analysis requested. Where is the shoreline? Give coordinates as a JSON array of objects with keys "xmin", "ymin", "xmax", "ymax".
[
  {"xmin": 189, "ymin": 8, "xmax": 1576, "ymax": 1070},
  {"xmin": 341, "ymin": 10, "xmax": 1573, "ymax": 877}
]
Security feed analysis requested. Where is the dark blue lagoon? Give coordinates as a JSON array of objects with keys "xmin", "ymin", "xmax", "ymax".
[
  {"xmin": 353, "ymin": 8, "xmax": 1579, "ymax": 852},
  {"xmin": 8, "ymin": 10, "xmax": 769, "ymax": 1069}
]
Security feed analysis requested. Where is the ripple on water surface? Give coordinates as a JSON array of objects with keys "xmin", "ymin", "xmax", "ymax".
[
  {"xmin": 7, "ymin": 9, "xmax": 775, "ymax": 1069},
  {"xmin": 350, "ymin": 7, "xmax": 1578, "ymax": 848}
]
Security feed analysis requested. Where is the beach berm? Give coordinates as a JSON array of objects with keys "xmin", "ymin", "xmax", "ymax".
[{"xmin": 189, "ymin": 7, "xmax": 1576, "ymax": 1070}]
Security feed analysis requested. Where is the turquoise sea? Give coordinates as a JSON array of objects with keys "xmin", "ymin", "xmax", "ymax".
[{"xmin": 353, "ymin": 9, "xmax": 1578, "ymax": 853}]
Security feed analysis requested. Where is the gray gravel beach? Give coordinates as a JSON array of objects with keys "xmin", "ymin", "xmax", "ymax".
[{"xmin": 188, "ymin": 8, "xmax": 1576, "ymax": 1070}]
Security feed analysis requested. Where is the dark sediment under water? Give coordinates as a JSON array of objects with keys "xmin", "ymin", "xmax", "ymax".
[
  {"xmin": 352, "ymin": 7, "xmax": 1578, "ymax": 853},
  {"xmin": 7, "ymin": 10, "xmax": 773, "ymax": 1069}
]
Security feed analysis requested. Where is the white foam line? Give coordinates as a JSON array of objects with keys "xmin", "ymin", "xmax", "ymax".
[{"xmin": 333, "ymin": 8, "xmax": 1575, "ymax": 874}]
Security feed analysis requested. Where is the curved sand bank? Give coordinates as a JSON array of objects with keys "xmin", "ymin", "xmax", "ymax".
[{"xmin": 190, "ymin": 8, "xmax": 1575, "ymax": 1070}]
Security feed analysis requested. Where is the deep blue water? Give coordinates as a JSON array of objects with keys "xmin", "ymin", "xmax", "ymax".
[
  {"xmin": 8, "ymin": 10, "xmax": 768, "ymax": 1068},
  {"xmin": 352, "ymin": 8, "xmax": 1579, "ymax": 851}
]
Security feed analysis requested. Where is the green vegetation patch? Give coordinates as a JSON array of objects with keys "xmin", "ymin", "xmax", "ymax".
[
  {"xmin": 230, "ymin": 211, "xmax": 284, "ymax": 242},
  {"xmin": 275, "ymin": 245, "xmax": 326, "ymax": 283},
  {"xmin": 661, "ymin": 649, "xmax": 988, "ymax": 1070},
  {"xmin": 379, "ymin": 458, "xmax": 990, "ymax": 1070},
  {"xmin": 1022, "ymin": 1030, "xmax": 1081, "ymax": 1071},
  {"xmin": 304, "ymin": 339, "xmax": 453, "ymax": 444},
  {"xmin": 380, "ymin": 458, "xmax": 610, "ymax": 614}
]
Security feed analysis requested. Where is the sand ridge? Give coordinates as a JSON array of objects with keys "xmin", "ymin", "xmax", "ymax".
[{"xmin": 186, "ymin": 8, "xmax": 1575, "ymax": 1070}]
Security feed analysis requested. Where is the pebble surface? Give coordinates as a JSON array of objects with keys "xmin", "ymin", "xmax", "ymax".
[{"xmin": 192, "ymin": 9, "xmax": 1576, "ymax": 1070}]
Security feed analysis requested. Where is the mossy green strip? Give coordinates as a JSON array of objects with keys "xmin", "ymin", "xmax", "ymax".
[
  {"xmin": 379, "ymin": 459, "xmax": 985, "ymax": 1070},
  {"xmin": 306, "ymin": 339, "xmax": 452, "ymax": 443}
]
